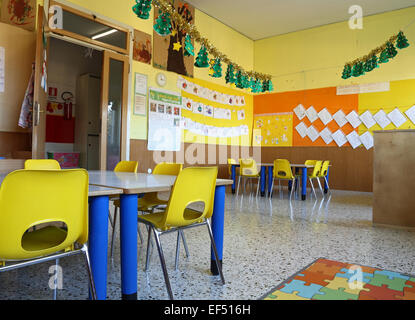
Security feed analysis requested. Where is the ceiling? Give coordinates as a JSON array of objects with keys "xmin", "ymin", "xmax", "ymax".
[{"xmin": 186, "ymin": 0, "xmax": 415, "ymax": 40}]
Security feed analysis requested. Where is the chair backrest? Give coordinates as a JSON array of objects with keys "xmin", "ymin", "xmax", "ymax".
[
  {"xmin": 0, "ymin": 169, "xmax": 89, "ymax": 260},
  {"xmin": 309, "ymin": 161, "xmax": 323, "ymax": 178},
  {"xmin": 153, "ymin": 162, "xmax": 183, "ymax": 176},
  {"xmin": 160, "ymin": 167, "xmax": 218, "ymax": 229},
  {"xmin": 305, "ymin": 160, "xmax": 317, "ymax": 166},
  {"xmin": 25, "ymin": 159, "xmax": 61, "ymax": 170},
  {"xmin": 227, "ymin": 159, "xmax": 237, "ymax": 175},
  {"xmin": 319, "ymin": 161, "xmax": 330, "ymax": 177},
  {"xmin": 273, "ymin": 159, "xmax": 294, "ymax": 179},
  {"xmin": 239, "ymin": 159, "xmax": 259, "ymax": 176},
  {"xmin": 114, "ymin": 161, "xmax": 138, "ymax": 173}
]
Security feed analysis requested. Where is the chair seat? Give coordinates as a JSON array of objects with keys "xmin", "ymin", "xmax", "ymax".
[
  {"xmin": 138, "ymin": 208, "xmax": 204, "ymax": 230},
  {"xmin": 21, "ymin": 227, "xmax": 67, "ymax": 252},
  {"xmin": 113, "ymin": 197, "xmax": 168, "ymax": 211}
]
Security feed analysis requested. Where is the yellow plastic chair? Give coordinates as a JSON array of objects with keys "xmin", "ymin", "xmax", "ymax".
[
  {"xmin": 25, "ymin": 159, "xmax": 61, "ymax": 170},
  {"xmin": 137, "ymin": 167, "xmax": 224, "ymax": 300},
  {"xmin": 318, "ymin": 160, "xmax": 331, "ymax": 195},
  {"xmin": 237, "ymin": 159, "xmax": 261, "ymax": 197},
  {"xmin": 269, "ymin": 159, "xmax": 297, "ymax": 200},
  {"xmin": 306, "ymin": 160, "xmax": 324, "ymax": 198},
  {"xmin": 0, "ymin": 169, "xmax": 96, "ymax": 299},
  {"xmin": 110, "ymin": 162, "xmax": 185, "ymax": 260},
  {"xmin": 114, "ymin": 161, "xmax": 138, "ymax": 173}
]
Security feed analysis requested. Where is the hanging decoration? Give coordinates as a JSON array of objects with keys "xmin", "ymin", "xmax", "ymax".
[
  {"xmin": 225, "ymin": 64, "xmax": 237, "ymax": 84},
  {"xmin": 341, "ymin": 31, "xmax": 410, "ymax": 79},
  {"xmin": 133, "ymin": 0, "xmax": 273, "ymax": 92},
  {"xmin": 153, "ymin": 10, "xmax": 172, "ymax": 36},
  {"xmin": 194, "ymin": 45, "xmax": 210, "ymax": 68},
  {"xmin": 184, "ymin": 34, "xmax": 194, "ymax": 56},
  {"xmin": 132, "ymin": 0, "xmax": 153, "ymax": 19},
  {"xmin": 210, "ymin": 58, "xmax": 222, "ymax": 78}
]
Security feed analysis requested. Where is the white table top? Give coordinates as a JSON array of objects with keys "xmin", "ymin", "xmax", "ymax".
[
  {"xmin": 88, "ymin": 171, "xmax": 233, "ymax": 194},
  {"xmin": 0, "ymin": 172, "xmax": 123, "ymax": 197}
]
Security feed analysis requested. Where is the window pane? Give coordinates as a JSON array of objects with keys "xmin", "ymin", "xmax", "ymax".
[{"xmin": 61, "ymin": 9, "xmax": 127, "ymax": 50}]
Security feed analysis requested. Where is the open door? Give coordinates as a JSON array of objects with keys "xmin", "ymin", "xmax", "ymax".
[
  {"xmin": 100, "ymin": 51, "xmax": 129, "ymax": 171},
  {"xmin": 32, "ymin": 6, "xmax": 48, "ymax": 159}
]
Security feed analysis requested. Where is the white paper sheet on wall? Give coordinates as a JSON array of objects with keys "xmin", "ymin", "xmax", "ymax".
[
  {"xmin": 318, "ymin": 108, "xmax": 333, "ymax": 126},
  {"xmin": 333, "ymin": 110, "xmax": 348, "ymax": 128},
  {"xmin": 359, "ymin": 131, "xmax": 374, "ymax": 150},
  {"xmin": 346, "ymin": 131, "xmax": 362, "ymax": 149},
  {"xmin": 332, "ymin": 129, "xmax": 348, "ymax": 147},
  {"xmin": 359, "ymin": 110, "xmax": 376, "ymax": 129},
  {"xmin": 405, "ymin": 105, "xmax": 415, "ymax": 125},
  {"xmin": 320, "ymin": 127, "xmax": 333, "ymax": 145},
  {"xmin": 306, "ymin": 106, "xmax": 319, "ymax": 123},
  {"xmin": 0, "ymin": 47, "xmax": 5, "ymax": 93},
  {"xmin": 295, "ymin": 122, "xmax": 308, "ymax": 138},
  {"xmin": 306, "ymin": 125, "xmax": 320, "ymax": 142},
  {"xmin": 373, "ymin": 110, "xmax": 391, "ymax": 129},
  {"xmin": 294, "ymin": 104, "xmax": 307, "ymax": 120},
  {"xmin": 346, "ymin": 111, "xmax": 362, "ymax": 129},
  {"xmin": 387, "ymin": 108, "xmax": 407, "ymax": 128}
]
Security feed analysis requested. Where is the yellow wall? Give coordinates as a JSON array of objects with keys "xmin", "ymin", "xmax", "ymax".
[
  {"xmin": 254, "ymin": 6, "xmax": 415, "ymax": 93},
  {"xmin": 61, "ymin": 0, "xmax": 254, "ymax": 140}
]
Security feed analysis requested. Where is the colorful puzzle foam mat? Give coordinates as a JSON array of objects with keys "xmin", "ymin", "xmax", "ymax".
[{"xmin": 262, "ymin": 258, "xmax": 415, "ymax": 300}]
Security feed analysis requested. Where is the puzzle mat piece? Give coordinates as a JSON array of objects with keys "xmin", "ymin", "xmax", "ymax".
[
  {"xmin": 394, "ymin": 290, "xmax": 415, "ymax": 300},
  {"xmin": 280, "ymin": 279, "xmax": 324, "ymax": 299},
  {"xmin": 368, "ymin": 273, "xmax": 413, "ymax": 292},
  {"xmin": 307, "ymin": 260, "xmax": 346, "ymax": 276},
  {"xmin": 374, "ymin": 270, "xmax": 410, "ymax": 281},
  {"xmin": 312, "ymin": 287, "xmax": 359, "ymax": 300},
  {"xmin": 335, "ymin": 268, "xmax": 375, "ymax": 284},
  {"xmin": 324, "ymin": 276, "xmax": 370, "ymax": 295},
  {"xmin": 404, "ymin": 279, "xmax": 415, "ymax": 293},
  {"xmin": 295, "ymin": 270, "xmax": 337, "ymax": 287},
  {"xmin": 265, "ymin": 290, "xmax": 309, "ymax": 301},
  {"xmin": 359, "ymin": 284, "xmax": 404, "ymax": 300}
]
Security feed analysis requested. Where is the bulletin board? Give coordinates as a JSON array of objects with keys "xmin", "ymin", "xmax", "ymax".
[
  {"xmin": 0, "ymin": 21, "xmax": 36, "ymax": 133},
  {"xmin": 178, "ymin": 76, "xmax": 253, "ymax": 147}
]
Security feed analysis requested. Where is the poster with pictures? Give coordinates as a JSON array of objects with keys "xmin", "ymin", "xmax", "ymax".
[
  {"xmin": 148, "ymin": 88, "xmax": 182, "ymax": 152},
  {"xmin": 133, "ymin": 29, "xmax": 152, "ymax": 65}
]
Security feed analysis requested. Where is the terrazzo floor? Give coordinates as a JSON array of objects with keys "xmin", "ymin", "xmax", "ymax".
[{"xmin": 1, "ymin": 188, "xmax": 415, "ymax": 300}]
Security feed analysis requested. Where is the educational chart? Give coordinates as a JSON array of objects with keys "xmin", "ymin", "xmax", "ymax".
[
  {"xmin": 178, "ymin": 76, "xmax": 253, "ymax": 147},
  {"xmin": 147, "ymin": 88, "xmax": 182, "ymax": 152},
  {"xmin": 253, "ymin": 113, "xmax": 293, "ymax": 147}
]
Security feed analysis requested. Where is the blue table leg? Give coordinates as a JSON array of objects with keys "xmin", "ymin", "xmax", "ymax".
[
  {"xmin": 268, "ymin": 167, "xmax": 274, "ymax": 196},
  {"xmin": 211, "ymin": 185, "xmax": 225, "ymax": 275},
  {"xmin": 120, "ymin": 193, "xmax": 138, "ymax": 300},
  {"xmin": 301, "ymin": 168, "xmax": 308, "ymax": 201},
  {"xmin": 324, "ymin": 167, "xmax": 330, "ymax": 194},
  {"xmin": 88, "ymin": 195, "xmax": 109, "ymax": 300},
  {"xmin": 260, "ymin": 166, "xmax": 266, "ymax": 197},
  {"xmin": 231, "ymin": 165, "xmax": 236, "ymax": 194}
]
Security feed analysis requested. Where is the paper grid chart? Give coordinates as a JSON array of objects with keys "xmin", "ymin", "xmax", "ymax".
[
  {"xmin": 332, "ymin": 130, "xmax": 348, "ymax": 147},
  {"xmin": 306, "ymin": 106, "xmax": 319, "ymax": 123},
  {"xmin": 359, "ymin": 110, "xmax": 377, "ymax": 129},
  {"xmin": 318, "ymin": 108, "xmax": 333, "ymax": 126},
  {"xmin": 333, "ymin": 110, "xmax": 348, "ymax": 128},
  {"xmin": 373, "ymin": 110, "xmax": 391, "ymax": 129},
  {"xmin": 346, "ymin": 111, "xmax": 362, "ymax": 129},
  {"xmin": 359, "ymin": 131, "xmax": 374, "ymax": 150},
  {"xmin": 405, "ymin": 105, "xmax": 415, "ymax": 125},
  {"xmin": 346, "ymin": 131, "xmax": 362, "ymax": 149}
]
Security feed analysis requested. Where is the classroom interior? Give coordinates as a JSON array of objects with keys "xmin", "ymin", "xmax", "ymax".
[{"xmin": 0, "ymin": 0, "xmax": 415, "ymax": 301}]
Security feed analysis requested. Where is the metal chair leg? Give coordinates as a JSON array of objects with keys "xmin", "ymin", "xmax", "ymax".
[
  {"xmin": 316, "ymin": 177, "xmax": 324, "ymax": 196},
  {"xmin": 206, "ymin": 219, "xmax": 225, "ymax": 285},
  {"xmin": 110, "ymin": 206, "xmax": 118, "ymax": 261},
  {"xmin": 269, "ymin": 179, "xmax": 275, "ymax": 199},
  {"xmin": 81, "ymin": 244, "xmax": 97, "ymax": 300},
  {"xmin": 180, "ymin": 230, "xmax": 190, "ymax": 258},
  {"xmin": 152, "ymin": 228, "xmax": 174, "ymax": 300},
  {"xmin": 289, "ymin": 178, "xmax": 295, "ymax": 200},
  {"xmin": 309, "ymin": 178, "xmax": 317, "ymax": 199},
  {"xmin": 256, "ymin": 177, "xmax": 260, "ymax": 197},
  {"xmin": 145, "ymin": 224, "xmax": 152, "ymax": 272},
  {"xmin": 236, "ymin": 176, "xmax": 242, "ymax": 197},
  {"xmin": 53, "ymin": 259, "xmax": 59, "ymax": 300},
  {"xmin": 175, "ymin": 230, "xmax": 181, "ymax": 271},
  {"xmin": 324, "ymin": 176, "xmax": 332, "ymax": 195}
]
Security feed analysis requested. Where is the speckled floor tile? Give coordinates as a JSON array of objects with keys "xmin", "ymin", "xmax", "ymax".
[{"xmin": 1, "ymin": 189, "xmax": 414, "ymax": 300}]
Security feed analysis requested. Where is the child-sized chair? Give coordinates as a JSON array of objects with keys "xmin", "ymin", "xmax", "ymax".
[
  {"xmin": 0, "ymin": 169, "xmax": 96, "ymax": 299},
  {"xmin": 269, "ymin": 159, "xmax": 298, "ymax": 200},
  {"xmin": 318, "ymin": 160, "xmax": 331, "ymax": 195},
  {"xmin": 237, "ymin": 159, "xmax": 261, "ymax": 197},
  {"xmin": 305, "ymin": 160, "xmax": 324, "ymax": 198},
  {"xmin": 25, "ymin": 159, "xmax": 61, "ymax": 170}
]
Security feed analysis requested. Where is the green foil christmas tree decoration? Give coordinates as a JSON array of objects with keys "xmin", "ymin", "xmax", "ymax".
[
  {"xmin": 235, "ymin": 71, "xmax": 244, "ymax": 89},
  {"xmin": 132, "ymin": 0, "xmax": 152, "ymax": 20},
  {"xmin": 250, "ymin": 78, "xmax": 262, "ymax": 93},
  {"xmin": 184, "ymin": 34, "xmax": 194, "ymax": 57},
  {"xmin": 194, "ymin": 45, "xmax": 209, "ymax": 68},
  {"xmin": 396, "ymin": 31, "xmax": 410, "ymax": 49},
  {"xmin": 386, "ymin": 42, "xmax": 398, "ymax": 59},
  {"xmin": 378, "ymin": 48, "xmax": 389, "ymax": 64},
  {"xmin": 225, "ymin": 64, "xmax": 237, "ymax": 84},
  {"xmin": 352, "ymin": 61, "xmax": 364, "ymax": 77},
  {"xmin": 153, "ymin": 11, "xmax": 172, "ymax": 36},
  {"xmin": 210, "ymin": 58, "xmax": 222, "ymax": 78},
  {"xmin": 261, "ymin": 80, "xmax": 274, "ymax": 92},
  {"xmin": 342, "ymin": 64, "xmax": 352, "ymax": 79}
]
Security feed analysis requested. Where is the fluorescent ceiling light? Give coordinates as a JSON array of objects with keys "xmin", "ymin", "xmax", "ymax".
[{"xmin": 92, "ymin": 29, "xmax": 118, "ymax": 40}]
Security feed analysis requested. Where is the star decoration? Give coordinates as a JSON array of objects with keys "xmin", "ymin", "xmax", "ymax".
[{"xmin": 173, "ymin": 41, "xmax": 182, "ymax": 51}]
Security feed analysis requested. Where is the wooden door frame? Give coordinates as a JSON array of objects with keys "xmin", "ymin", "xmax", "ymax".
[{"xmin": 100, "ymin": 51, "xmax": 129, "ymax": 170}]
